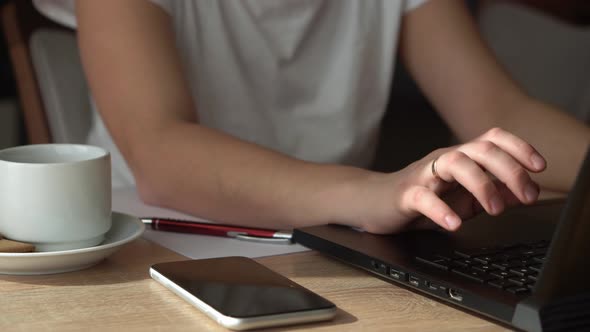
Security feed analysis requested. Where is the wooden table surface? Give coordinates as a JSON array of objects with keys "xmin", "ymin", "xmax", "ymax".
[{"xmin": 0, "ymin": 238, "xmax": 508, "ymax": 331}]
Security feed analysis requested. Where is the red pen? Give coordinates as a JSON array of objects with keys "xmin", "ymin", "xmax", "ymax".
[{"xmin": 141, "ymin": 217, "xmax": 293, "ymax": 245}]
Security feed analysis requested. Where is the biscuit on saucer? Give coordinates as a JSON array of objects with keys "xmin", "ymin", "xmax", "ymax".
[{"xmin": 0, "ymin": 238, "xmax": 36, "ymax": 253}]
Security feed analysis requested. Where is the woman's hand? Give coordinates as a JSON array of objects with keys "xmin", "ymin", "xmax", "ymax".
[{"xmin": 350, "ymin": 127, "xmax": 546, "ymax": 234}]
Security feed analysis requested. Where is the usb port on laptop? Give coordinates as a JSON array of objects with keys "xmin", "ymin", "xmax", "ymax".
[
  {"xmin": 425, "ymin": 280, "xmax": 439, "ymax": 291},
  {"xmin": 389, "ymin": 268, "xmax": 407, "ymax": 281},
  {"xmin": 409, "ymin": 275, "xmax": 420, "ymax": 287}
]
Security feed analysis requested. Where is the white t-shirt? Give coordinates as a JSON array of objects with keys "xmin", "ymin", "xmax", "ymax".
[{"xmin": 34, "ymin": 0, "xmax": 429, "ymax": 187}]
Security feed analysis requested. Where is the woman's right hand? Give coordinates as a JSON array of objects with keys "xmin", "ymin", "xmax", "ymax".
[{"xmin": 340, "ymin": 127, "xmax": 546, "ymax": 234}]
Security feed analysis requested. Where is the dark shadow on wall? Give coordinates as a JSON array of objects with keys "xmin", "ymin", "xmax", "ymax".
[
  {"xmin": 0, "ymin": 12, "xmax": 15, "ymax": 98},
  {"xmin": 372, "ymin": 59, "xmax": 452, "ymax": 173},
  {"xmin": 0, "ymin": 0, "xmax": 24, "ymax": 147}
]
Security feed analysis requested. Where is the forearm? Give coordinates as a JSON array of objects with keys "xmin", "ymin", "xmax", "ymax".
[{"xmin": 132, "ymin": 121, "xmax": 375, "ymax": 230}]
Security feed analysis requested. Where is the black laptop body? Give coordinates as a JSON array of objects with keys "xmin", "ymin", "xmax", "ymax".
[{"xmin": 294, "ymin": 148, "xmax": 590, "ymax": 332}]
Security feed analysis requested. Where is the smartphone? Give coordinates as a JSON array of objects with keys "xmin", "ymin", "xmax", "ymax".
[{"xmin": 149, "ymin": 256, "xmax": 337, "ymax": 330}]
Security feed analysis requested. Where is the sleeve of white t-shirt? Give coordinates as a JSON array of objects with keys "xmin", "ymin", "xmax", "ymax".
[
  {"xmin": 32, "ymin": 0, "xmax": 173, "ymax": 28},
  {"xmin": 146, "ymin": 0, "xmax": 173, "ymax": 16},
  {"xmin": 404, "ymin": 0, "xmax": 430, "ymax": 13}
]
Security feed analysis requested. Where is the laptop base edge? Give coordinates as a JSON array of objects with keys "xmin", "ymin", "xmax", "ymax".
[{"xmin": 293, "ymin": 227, "xmax": 516, "ymax": 328}]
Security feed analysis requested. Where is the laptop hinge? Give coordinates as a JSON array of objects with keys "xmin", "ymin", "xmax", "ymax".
[
  {"xmin": 513, "ymin": 293, "xmax": 590, "ymax": 332},
  {"xmin": 513, "ymin": 298, "xmax": 542, "ymax": 332}
]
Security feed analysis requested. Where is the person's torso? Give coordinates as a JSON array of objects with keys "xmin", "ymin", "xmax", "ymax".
[{"xmin": 36, "ymin": 0, "xmax": 426, "ymax": 186}]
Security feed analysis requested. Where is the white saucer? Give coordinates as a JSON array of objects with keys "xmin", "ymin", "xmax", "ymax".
[{"xmin": 0, "ymin": 212, "xmax": 145, "ymax": 275}]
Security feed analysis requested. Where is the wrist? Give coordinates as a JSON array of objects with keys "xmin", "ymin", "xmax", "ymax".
[{"xmin": 300, "ymin": 165, "xmax": 384, "ymax": 229}]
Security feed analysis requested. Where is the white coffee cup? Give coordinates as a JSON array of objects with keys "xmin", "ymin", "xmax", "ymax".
[{"xmin": 0, "ymin": 144, "xmax": 111, "ymax": 252}]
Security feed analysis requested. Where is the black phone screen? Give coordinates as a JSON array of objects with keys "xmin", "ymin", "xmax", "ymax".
[{"xmin": 151, "ymin": 257, "xmax": 336, "ymax": 318}]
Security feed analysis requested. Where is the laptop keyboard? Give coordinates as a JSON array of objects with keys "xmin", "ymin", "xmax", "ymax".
[{"xmin": 416, "ymin": 240, "xmax": 548, "ymax": 295}]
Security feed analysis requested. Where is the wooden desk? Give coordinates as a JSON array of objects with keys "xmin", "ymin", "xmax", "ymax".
[{"xmin": 0, "ymin": 238, "xmax": 507, "ymax": 331}]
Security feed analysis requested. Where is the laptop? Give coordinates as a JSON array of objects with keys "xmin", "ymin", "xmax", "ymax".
[{"xmin": 293, "ymin": 147, "xmax": 590, "ymax": 332}]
